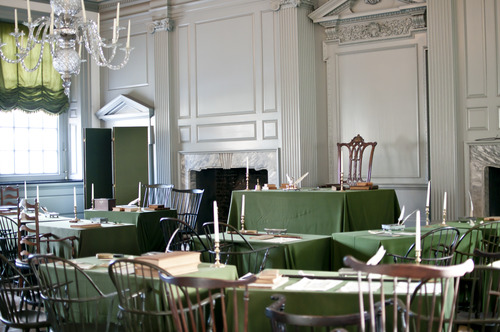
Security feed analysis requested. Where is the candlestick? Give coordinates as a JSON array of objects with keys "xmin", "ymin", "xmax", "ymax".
[
  {"xmin": 126, "ymin": 20, "xmax": 131, "ymax": 48},
  {"xmin": 91, "ymin": 183, "xmax": 94, "ymax": 209},
  {"xmin": 71, "ymin": 187, "xmax": 79, "ymax": 222},
  {"xmin": 212, "ymin": 201, "xmax": 224, "ymax": 268},
  {"xmin": 415, "ymin": 210, "xmax": 421, "ymax": 264},
  {"xmin": 24, "ymin": 181, "xmax": 27, "ymax": 200},
  {"xmin": 240, "ymin": 195, "xmax": 246, "ymax": 231},
  {"xmin": 441, "ymin": 192, "xmax": 448, "ymax": 226},
  {"xmin": 340, "ymin": 171, "xmax": 344, "ymax": 191},
  {"xmin": 425, "ymin": 205, "xmax": 430, "ymax": 227}
]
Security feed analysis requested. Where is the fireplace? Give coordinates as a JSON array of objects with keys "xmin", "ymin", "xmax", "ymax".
[
  {"xmin": 468, "ymin": 142, "xmax": 500, "ymax": 217},
  {"xmin": 179, "ymin": 150, "xmax": 279, "ymax": 231}
]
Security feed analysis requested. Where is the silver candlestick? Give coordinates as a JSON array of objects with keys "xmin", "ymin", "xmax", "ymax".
[
  {"xmin": 70, "ymin": 205, "xmax": 79, "ymax": 223},
  {"xmin": 425, "ymin": 206, "xmax": 431, "ymax": 227}
]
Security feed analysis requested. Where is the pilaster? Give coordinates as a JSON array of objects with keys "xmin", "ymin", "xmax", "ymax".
[{"xmin": 427, "ymin": 0, "xmax": 460, "ymax": 220}]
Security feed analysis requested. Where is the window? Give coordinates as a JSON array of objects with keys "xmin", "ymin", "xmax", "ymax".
[{"xmin": 0, "ymin": 109, "xmax": 67, "ymax": 181}]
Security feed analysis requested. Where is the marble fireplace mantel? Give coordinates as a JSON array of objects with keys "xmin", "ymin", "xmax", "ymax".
[
  {"xmin": 467, "ymin": 141, "xmax": 500, "ymax": 217},
  {"xmin": 179, "ymin": 150, "xmax": 279, "ymax": 189}
]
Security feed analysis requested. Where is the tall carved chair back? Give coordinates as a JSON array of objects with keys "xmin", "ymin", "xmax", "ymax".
[{"xmin": 337, "ymin": 134, "xmax": 377, "ymax": 186}]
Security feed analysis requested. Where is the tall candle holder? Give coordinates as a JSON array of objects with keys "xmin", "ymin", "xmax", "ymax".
[
  {"xmin": 211, "ymin": 241, "xmax": 225, "ymax": 268},
  {"xmin": 245, "ymin": 172, "xmax": 249, "ymax": 190},
  {"xmin": 440, "ymin": 208, "xmax": 448, "ymax": 227},
  {"xmin": 340, "ymin": 171, "xmax": 345, "ymax": 192},
  {"xmin": 240, "ymin": 215, "xmax": 245, "ymax": 232},
  {"xmin": 424, "ymin": 206, "xmax": 431, "ymax": 227},
  {"xmin": 415, "ymin": 249, "xmax": 422, "ymax": 264},
  {"xmin": 70, "ymin": 205, "xmax": 79, "ymax": 223}
]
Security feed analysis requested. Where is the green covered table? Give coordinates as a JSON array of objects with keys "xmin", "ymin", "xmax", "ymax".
[
  {"xmin": 32, "ymin": 220, "xmax": 141, "ymax": 258},
  {"xmin": 227, "ymin": 189, "xmax": 400, "ymax": 235},
  {"xmin": 199, "ymin": 233, "xmax": 333, "ymax": 273},
  {"xmin": 331, "ymin": 222, "xmax": 474, "ymax": 270},
  {"xmin": 84, "ymin": 209, "xmax": 177, "ymax": 253},
  {"xmin": 227, "ymin": 268, "xmax": 457, "ymax": 331}
]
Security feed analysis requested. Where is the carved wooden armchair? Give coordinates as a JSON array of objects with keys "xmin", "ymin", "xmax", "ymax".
[{"xmin": 337, "ymin": 134, "xmax": 377, "ymax": 186}]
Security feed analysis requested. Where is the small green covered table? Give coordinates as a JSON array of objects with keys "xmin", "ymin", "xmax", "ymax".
[
  {"xmin": 32, "ymin": 220, "xmax": 141, "ymax": 258},
  {"xmin": 227, "ymin": 189, "xmax": 400, "ymax": 235},
  {"xmin": 84, "ymin": 209, "xmax": 177, "ymax": 253},
  {"xmin": 198, "ymin": 233, "xmax": 333, "ymax": 273},
  {"xmin": 331, "ymin": 222, "xmax": 474, "ymax": 270}
]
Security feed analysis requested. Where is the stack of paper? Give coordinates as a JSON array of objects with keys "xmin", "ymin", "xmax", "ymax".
[
  {"xmin": 249, "ymin": 269, "xmax": 289, "ymax": 289},
  {"xmin": 135, "ymin": 251, "xmax": 201, "ymax": 276},
  {"xmin": 285, "ymin": 277, "xmax": 343, "ymax": 291}
]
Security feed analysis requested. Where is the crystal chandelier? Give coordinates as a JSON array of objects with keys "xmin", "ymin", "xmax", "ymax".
[{"xmin": 0, "ymin": 0, "xmax": 132, "ymax": 96}]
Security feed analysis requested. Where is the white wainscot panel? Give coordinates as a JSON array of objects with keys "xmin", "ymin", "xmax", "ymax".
[
  {"xmin": 179, "ymin": 126, "xmax": 191, "ymax": 143},
  {"xmin": 464, "ymin": 0, "xmax": 487, "ymax": 98},
  {"xmin": 107, "ymin": 33, "xmax": 149, "ymax": 90},
  {"xmin": 467, "ymin": 107, "xmax": 488, "ymax": 130},
  {"xmin": 197, "ymin": 122, "xmax": 256, "ymax": 142},
  {"xmin": 263, "ymin": 120, "xmax": 278, "ymax": 139},
  {"xmin": 195, "ymin": 15, "xmax": 255, "ymax": 116},
  {"xmin": 338, "ymin": 45, "xmax": 420, "ymax": 179}
]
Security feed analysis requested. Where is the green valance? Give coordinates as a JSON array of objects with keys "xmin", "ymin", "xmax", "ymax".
[{"xmin": 0, "ymin": 22, "xmax": 69, "ymax": 115}]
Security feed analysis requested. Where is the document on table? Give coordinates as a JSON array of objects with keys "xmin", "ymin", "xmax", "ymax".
[
  {"xmin": 285, "ymin": 277, "xmax": 343, "ymax": 291},
  {"xmin": 263, "ymin": 237, "xmax": 301, "ymax": 243}
]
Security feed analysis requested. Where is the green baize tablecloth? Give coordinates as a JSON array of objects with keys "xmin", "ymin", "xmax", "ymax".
[
  {"xmin": 200, "ymin": 233, "xmax": 333, "ymax": 273},
  {"xmin": 31, "ymin": 220, "xmax": 141, "ymax": 258},
  {"xmin": 43, "ymin": 256, "xmax": 239, "ymax": 325},
  {"xmin": 227, "ymin": 268, "xmax": 455, "ymax": 332},
  {"xmin": 227, "ymin": 189, "xmax": 400, "ymax": 235},
  {"xmin": 331, "ymin": 222, "xmax": 475, "ymax": 270},
  {"xmin": 84, "ymin": 209, "xmax": 177, "ymax": 253}
]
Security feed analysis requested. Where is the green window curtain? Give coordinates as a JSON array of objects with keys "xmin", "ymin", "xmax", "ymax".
[{"xmin": 0, "ymin": 22, "xmax": 68, "ymax": 114}]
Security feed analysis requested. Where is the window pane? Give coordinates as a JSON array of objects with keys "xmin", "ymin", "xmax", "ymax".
[
  {"xmin": 30, "ymin": 151, "xmax": 44, "ymax": 173},
  {"xmin": 15, "ymin": 151, "xmax": 29, "ymax": 174},
  {"xmin": 0, "ymin": 109, "xmax": 60, "ymax": 177}
]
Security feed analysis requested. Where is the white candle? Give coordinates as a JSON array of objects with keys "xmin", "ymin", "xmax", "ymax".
[
  {"xmin": 241, "ymin": 194, "xmax": 245, "ymax": 217},
  {"xmin": 468, "ymin": 191, "xmax": 474, "ymax": 216},
  {"xmin": 36, "ymin": 185, "xmax": 39, "ymax": 202},
  {"xmin": 112, "ymin": 19, "xmax": 116, "ymax": 43},
  {"xmin": 426, "ymin": 180, "xmax": 430, "ymax": 207},
  {"xmin": 415, "ymin": 210, "xmax": 421, "ymax": 252},
  {"xmin": 443, "ymin": 191, "xmax": 447, "ymax": 211},
  {"xmin": 126, "ymin": 20, "xmax": 130, "ymax": 48},
  {"xmin": 213, "ymin": 201, "xmax": 219, "ymax": 243},
  {"xmin": 340, "ymin": 153, "xmax": 344, "ymax": 175},
  {"xmin": 27, "ymin": 0, "xmax": 31, "ymax": 23},
  {"xmin": 138, "ymin": 182, "xmax": 141, "ymax": 205},
  {"xmin": 73, "ymin": 187, "xmax": 77, "ymax": 207},
  {"xmin": 50, "ymin": 9, "xmax": 54, "ymax": 34},
  {"xmin": 14, "ymin": 9, "xmax": 18, "ymax": 32},
  {"xmin": 91, "ymin": 183, "xmax": 94, "ymax": 202},
  {"xmin": 116, "ymin": 3, "xmax": 120, "ymax": 27},
  {"xmin": 81, "ymin": 0, "xmax": 86, "ymax": 22},
  {"xmin": 24, "ymin": 181, "xmax": 27, "ymax": 200},
  {"xmin": 97, "ymin": 13, "xmax": 100, "ymax": 33}
]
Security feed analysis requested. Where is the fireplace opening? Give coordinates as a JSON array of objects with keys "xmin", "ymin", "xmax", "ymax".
[
  {"xmin": 487, "ymin": 166, "xmax": 500, "ymax": 216},
  {"xmin": 192, "ymin": 168, "xmax": 268, "ymax": 233}
]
